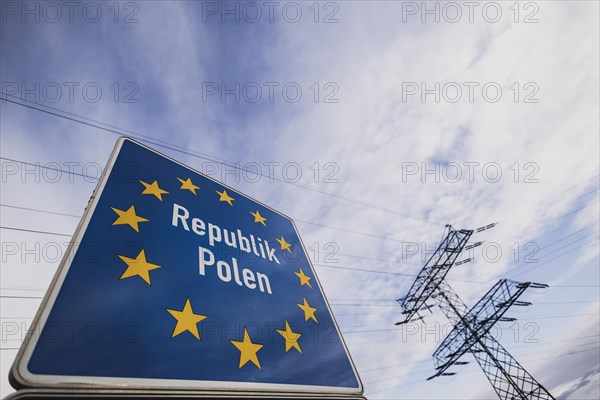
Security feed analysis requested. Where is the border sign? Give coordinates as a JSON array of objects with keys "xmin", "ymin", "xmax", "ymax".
[{"xmin": 10, "ymin": 138, "xmax": 363, "ymax": 396}]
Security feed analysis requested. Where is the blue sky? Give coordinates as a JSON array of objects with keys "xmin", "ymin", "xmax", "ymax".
[{"xmin": 1, "ymin": 1, "xmax": 599, "ymax": 398}]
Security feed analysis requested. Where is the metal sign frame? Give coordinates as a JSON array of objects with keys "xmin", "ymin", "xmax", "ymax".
[
  {"xmin": 4, "ymin": 388, "xmax": 367, "ymax": 400},
  {"xmin": 10, "ymin": 137, "xmax": 363, "ymax": 396}
]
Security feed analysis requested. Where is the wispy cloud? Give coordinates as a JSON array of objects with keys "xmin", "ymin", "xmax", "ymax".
[{"xmin": 1, "ymin": 1, "xmax": 598, "ymax": 398}]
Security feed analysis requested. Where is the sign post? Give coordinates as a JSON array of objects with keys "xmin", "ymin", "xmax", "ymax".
[{"xmin": 9, "ymin": 138, "xmax": 363, "ymax": 398}]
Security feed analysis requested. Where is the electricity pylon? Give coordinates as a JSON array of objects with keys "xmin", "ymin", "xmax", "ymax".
[{"xmin": 396, "ymin": 225, "xmax": 555, "ymax": 400}]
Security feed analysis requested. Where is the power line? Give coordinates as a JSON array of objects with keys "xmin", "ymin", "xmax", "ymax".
[
  {"xmin": 310, "ymin": 264, "xmax": 486, "ymax": 286},
  {"xmin": 453, "ymin": 175, "xmax": 599, "ymax": 227},
  {"xmin": 478, "ymin": 190, "xmax": 598, "ymax": 245},
  {"xmin": 295, "ymin": 218, "xmax": 410, "ymax": 243},
  {"xmin": 230, "ymin": 199, "xmax": 583, "ymax": 267},
  {"xmin": 510, "ymin": 235, "xmax": 599, "ymax": 279},
  {"xmin": 314, "ymin": 263, "xmax": 418, "ymax": 277},
  {"xmin": 551, "ymin": 284, "xmax": 600, "ymax": 288},
  {"xmin": 454, "ymin": 225, "xmax": 598, "ymax": 283},
  {"xmin": 2, "ymin": 148, "xmax": 597, "ymax": 352},
  {"xmin": 341, "ymin": 312, "xmax": 600, "ymax": 333},
  {"xmin": 365, "ymin": 343, "xmax": 600, "ymax": 395},
  {"xmin": 0, "ymin": 294, "xmax": 44, "ymax": 299},
  {"xmin": 1, "ymin": 236, "xmax": 596, "ymax": 313},
  {"xmin": 0, "ymin": 202, "xmax": 416, "ymax": 245},
  {"xmin": 0, "ymin": 286, "xmax": 48, "ymax": 292},
  {"xmin": 367, "ymin": 346, "xmax": 600, "ymax": 397},
  {"xmin": 1, "ymin": 179, "xmax": 596, "ymax": 264},
  {"xmin": 326, "ymin": 200, "xmax": 595, "ymax": 284},
  {"xmin": 330, "ymin": 299, "xmax": 598, "ymax": 308},
  {"xmin": 0, "ymin": 204, "xmax": 80, "ymax": 218},
  {"xmin": 1, "ymin": 95, "xmax": 442, "ymax": 227},
  {"xmin": 499, "ymin": 179, "xmax": 599, "ymax": 225},
  {"xmin": 334, "ymin": 308, "xmax": 597, "ymax": 320},
  {"xmin": 3, "ymin": 291, "xmax": 591, "ymax": 311},
  {"xmin": 359, "ymin": 334, "xmax": 600, "ymax": 374},
  {"xmin": 364, "ymin": 368, "xmax": 432, "ymax": 385},
  {"xmin": 511, "ymin": 337, "xmax": 600, "ymax": 350},
  {"xmin": 0, "ymin": 156, "xmax": 99, "ymax": 181},
  {"xmin": 330, "ymin": 303, "xmax": 401, "ymax": 307},
  {"xmin": 360, "ymin": 358, "xmax": 431, "ymax": 374},
  {"xmin": 1, "ymin": 221, "xmax": 595, "ymax": 290},
  {"xmin": 367, "ymin": 380, "xmax": 422, "ymax": 396},
  {"xmin": 313, "ymin": 263, "xmax": 483, "ymax": 285},
  {"xmin": 0, "ymin": 226, "xmax": 71, "ymax": 237},
  {"xmin": 361, "ymin": 341, "xmax": 598, "ymax": 385},
  {"xmin": 330, "ymin": 298, "xmax": 396, "ymax": 302},
  {"xmin": 534, "ymin": 230, "xmax": 598, "ymax": 259}
]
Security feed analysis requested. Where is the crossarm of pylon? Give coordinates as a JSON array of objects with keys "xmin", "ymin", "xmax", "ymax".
[
  {"xmin": 432, "ymin": 279, "xmax": 531, "ymax": 373},
  {"xmin": 398, "ymin": 227, "xmax": 472, "ymax": 323}
]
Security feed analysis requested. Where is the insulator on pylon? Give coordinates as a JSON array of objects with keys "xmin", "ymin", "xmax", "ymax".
[
  {"xmin": 530, "ymin": 282, "xmax": 549, "ymax": 289},
  {"xmin": 465, "ymin": 241, "xmax": 483, "ymax": 250},
  {"xmin": 455, "ymin": 258, "xmax": 472, "ymax": 266},
  {"xmin": 513, "ymin": 301, "xmax": 532, "ymax": 307},
  {"xmin": 476, "ymin": 222, "xmax": 498, "ymax": 232}
]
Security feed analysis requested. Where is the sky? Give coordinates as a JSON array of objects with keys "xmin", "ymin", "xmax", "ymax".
[{"xmin": 0, "ymin": 0, "xmax": 599, "ymax": 399}]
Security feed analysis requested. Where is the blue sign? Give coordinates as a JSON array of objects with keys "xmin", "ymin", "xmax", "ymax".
[{"xmin": 11, "ymin": 138, "xmax": 362, "ymax": 394}]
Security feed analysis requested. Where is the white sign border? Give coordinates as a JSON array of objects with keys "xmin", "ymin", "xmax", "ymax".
[{"xmin": 10, "ymin": 137, "xmax": 364, "ymax": 395}]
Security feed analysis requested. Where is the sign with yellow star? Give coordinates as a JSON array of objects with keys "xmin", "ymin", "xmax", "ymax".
[
  {"xmin": 177, "ymin": 177, "xmax": 200, "ymax": 195},
  {"xmin": 230, "ymin": 328, "xmax": 264, "ymax": 369},
  {"xmin": 295, "ymin": 268, "xmax": 313, "ymax": 288},
  {"xmin": 298, "ymin": 298, "xmax": 319, "ymax": 323},
  {"xmin": 11, "ymin": 138, "xmax": 362, "ymax": 396},
  {"xmin": 216, "ymin": 189, "xmax": 235, "ymax": 206},
  {"xmin": 140, "ymin": 179, "xmax": 169, "ymax": 201},
  {"xmin": 166, "ymin": 298, "xmax": 208, "ymax": 340},
  {"xmin": 277, "ymin": 321, "xmax": 303, "ymax": 354},
  {"xmin": 118, "ymin": 249, "xmax": 162, "ymax": 285},
  {"xmin": 276, "ymin": 236, "xmax": 292, "ymax": 253},
  {"xmin": 250, "ymin": 210, "xmax": 267, "ymax": 226},
  {"xmin": 111, "ymin": 205, "xmax": 149, "ymax": 233}
]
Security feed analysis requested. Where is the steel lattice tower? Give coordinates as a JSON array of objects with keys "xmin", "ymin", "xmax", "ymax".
[{"xmin": 396, "ymin": 225, "xmax": 555, "ymax": 400}]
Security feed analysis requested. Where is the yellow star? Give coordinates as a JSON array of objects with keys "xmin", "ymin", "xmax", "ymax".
[
  {"xmin": 118, "ymin": 249, "xmax": 162, "ymax": 285},
  {"xmin": 216, "ymin": 189, "xmax": 235, "ymax": 206},
  {"xmin": 250, "ymin": 210, "xmax": 267, "ymax": 227},
  {"xmin": 297, "ymin": 298, "xmax": 318, "ymax": 323},
  {"xmin": 177, "ymin": 177, "xmax": 200, "ymax": 195},
  {"xmin": 276, "ymin": 236, "xmax": 292, "ymax": 253},
  {"xmin": 166, "ymin": 298, "xmax": 208, "ymax": 340},
  {"xmin": 230, "ymin": 328, "xmax": 264, "ymax": 369},
  {"xmin": 111, "ymin": 205, "xmax": 149, "ymax": 233},
  {"xmin": 277, "ymin": 321, "xmax": 302, "ymax": 354},
  {"xmin": 294, "ymin": 268, "xmax": 312, "ymax": 288},
  {"xmin": 139, "ymin": 180, "xmax": 169, "ymax": 201}
]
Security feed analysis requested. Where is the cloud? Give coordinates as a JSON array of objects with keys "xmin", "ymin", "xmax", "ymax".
[{"xmin": 1, "ymin": 1, "xmax": 598, "ymax": 399}]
